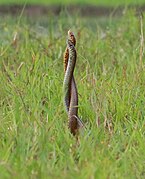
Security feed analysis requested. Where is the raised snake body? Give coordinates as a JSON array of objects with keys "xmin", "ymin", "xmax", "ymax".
[{"xmin": 63, "ymin": 30, "xmax": 82, "ymax": 135}]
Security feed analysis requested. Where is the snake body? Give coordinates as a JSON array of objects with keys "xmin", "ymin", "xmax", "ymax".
[
  {"xmin": 63, "ymin": 31, "xmax": 81, "ymax": 135},
  {"xmin": 63, "ymin": 31, "xmax": 77, "ymax": 113}
]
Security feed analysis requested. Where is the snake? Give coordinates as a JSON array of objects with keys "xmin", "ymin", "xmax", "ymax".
[
  {"xmin": 63, "ymin": 30, "xmax": 77, "ymax": 113},
  {"xmin": 63, "ymin": 30, "xmax": 83, "ymax": 135}
]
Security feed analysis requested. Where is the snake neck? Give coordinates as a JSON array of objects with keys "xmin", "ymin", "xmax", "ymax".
[{"xmin": 64, "ymin": 48, "xmax": 69, "ymax": 72}]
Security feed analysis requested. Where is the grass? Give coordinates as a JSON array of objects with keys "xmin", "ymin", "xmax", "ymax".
[
  {"xmin": 0, "ymin": 0, "xmax": 145, "ymax": 6},
  {"xmin": 0, "ymin": 9, "xmax": 145, "ymax": 179}
]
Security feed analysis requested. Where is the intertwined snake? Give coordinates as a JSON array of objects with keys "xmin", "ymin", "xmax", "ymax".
[{"xmin": 63, "ymin": 30, "xmax": 83, "ymax": 135}]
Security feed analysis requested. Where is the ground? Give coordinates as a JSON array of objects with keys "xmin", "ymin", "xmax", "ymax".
[{"xmin": 0, "ymin": 2, "xmax": 145, "ymax": 179}]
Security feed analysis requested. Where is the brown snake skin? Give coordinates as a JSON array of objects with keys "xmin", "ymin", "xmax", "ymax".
[{"xmin": 63, "ymin": 30, "xmax": 80, "ymax": 135}]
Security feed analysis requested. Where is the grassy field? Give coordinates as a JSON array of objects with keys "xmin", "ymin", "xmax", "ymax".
[
  {"xmin": 0, "ymin": 9, "xmax": 145, "ymax": 179},
  {"xmin": 0, "ymin": 0, "xmax": 145, "ymax": 6}
]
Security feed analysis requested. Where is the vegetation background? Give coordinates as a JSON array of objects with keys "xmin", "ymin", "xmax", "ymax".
[
  {"xmin": 0, "ymin": 0, "xmax": 145, "ymax": 179},
  {"xmin": 0, "ymin": 0, "xmax": 144, "ymax": 6}
]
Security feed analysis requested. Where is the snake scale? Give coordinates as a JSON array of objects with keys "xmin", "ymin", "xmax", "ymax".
[{"xmin": 63, "ymin": 30, "xmax": 83, "ymax": 135}]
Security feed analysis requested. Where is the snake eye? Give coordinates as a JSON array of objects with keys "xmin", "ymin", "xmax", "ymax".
[{"xmin": 69, "ymin": 44, "xmax": 73, "ymax": 48}]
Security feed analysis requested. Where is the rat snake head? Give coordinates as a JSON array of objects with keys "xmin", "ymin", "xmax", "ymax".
[{"xmin": 68, "ymin": 30, "xmax": 76, "ymax": 46}]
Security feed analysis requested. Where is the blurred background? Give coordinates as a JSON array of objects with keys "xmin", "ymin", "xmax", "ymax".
[
  {"xmin": 0, "ymin": 0, "xmax": 144, "ymax": 6},
  {"xmin": 0, "ymin": 0, "xmax": 145, "ymax": 17}
]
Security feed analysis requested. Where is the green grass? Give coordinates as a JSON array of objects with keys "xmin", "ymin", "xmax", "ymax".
[
  {"xmin": 0, "ymin": 0, "xmax": 145, "ymax": 6},
  {"xmin": 0, "ymin": 10, "xmax": 145, "ymax": 179}
]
